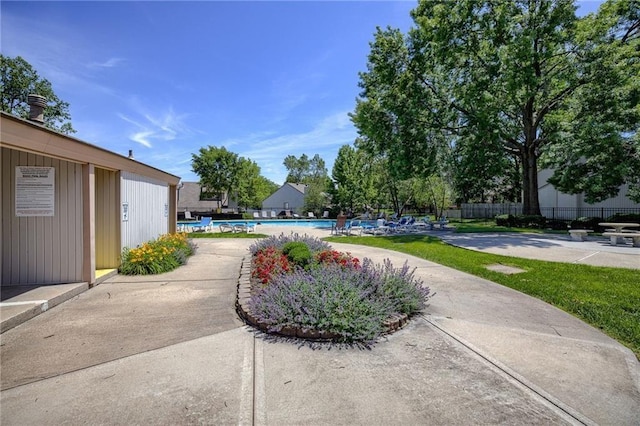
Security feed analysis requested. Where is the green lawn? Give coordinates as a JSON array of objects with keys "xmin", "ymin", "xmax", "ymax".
[{"xmin": 325, "ymin": 234, "xmax": 640, "ymax": 358}]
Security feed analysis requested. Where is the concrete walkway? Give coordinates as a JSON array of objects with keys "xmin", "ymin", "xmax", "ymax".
[{"xmin": 1, "ymin": 228, "xmax": 639, "ymax": 425}]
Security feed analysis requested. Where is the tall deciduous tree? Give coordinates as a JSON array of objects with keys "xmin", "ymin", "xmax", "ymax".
[
  {"xmin": 191, "ymin": 146, "xmax": 240, "ymax": 210},
  {"xmin": 331, "ymin": 144, "xmax": 379, "ymax": 213},
  {"xmin": 543, "ymin": 0, "xmax": 640, "ymax": 202},
  {"xmin": 1, "ymin": 55, "xmax": 75, "ymax": 134},
  {"xmin": 408, "ymin": 0, "xmax": 585, "ymax": 215},
  {"xmin": 234, "ymin": 158, "xmax": 279, "ymax": 210},
  {"xmin": 353, "ymin": 0, "xmax": 638, "ymax": 214},
  {"xmin": 284, "ymin": 153, "xmax": 331, "ymax": 215},
  {"xmin": 351, "ymin": 27, "xmax": 440, "ymax": 185}
]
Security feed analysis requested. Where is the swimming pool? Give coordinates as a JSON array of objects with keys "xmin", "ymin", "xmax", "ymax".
[{"xmin": 178, "ymin": 219, "xmax": 336, "ymax": 230}]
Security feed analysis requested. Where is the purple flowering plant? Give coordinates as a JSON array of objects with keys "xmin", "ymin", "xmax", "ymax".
[{"xmin": 248, "ymin": 234, "xmax": 431, "ymax": 343}]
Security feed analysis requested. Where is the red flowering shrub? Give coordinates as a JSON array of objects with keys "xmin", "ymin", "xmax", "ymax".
[
  {"xmin": 315, "ymin": 250, "xmax": 361, "ymax": 269},
  {"xmin": 252, "ymin": 247, "xmax": 291, "ymax": 285}
]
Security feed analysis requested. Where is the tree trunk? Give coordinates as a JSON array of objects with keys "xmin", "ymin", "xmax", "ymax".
[{"xmin": 521, "ymin": 144, "xmax": 541, "ymax": 216}]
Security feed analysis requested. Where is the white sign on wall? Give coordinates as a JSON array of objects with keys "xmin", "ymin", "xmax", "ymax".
[
  {"xmin": 122, "ymin": 202, "xmax": 129, "ymax": 222},
  {"xmin": 15, "ymin": 166, "xmax": 55, "ymax": 217}
]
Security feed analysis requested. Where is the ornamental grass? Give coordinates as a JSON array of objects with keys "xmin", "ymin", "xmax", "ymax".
[
  {"xmin": 248, "ymin": 235, "xmax": 431, "ymax": 343},
  {"xmin": 119, "ymin": 232, "xmax": 196, "ymax": 275}
]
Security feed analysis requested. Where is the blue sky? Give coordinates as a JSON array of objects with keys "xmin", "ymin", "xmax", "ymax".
[{"xmin": 2, "ymin": 1, "xmax": 604, "ymax": 185}]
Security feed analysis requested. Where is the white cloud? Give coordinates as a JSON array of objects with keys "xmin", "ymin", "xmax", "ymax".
[
  {"xmin": 118, "ymin": 104, "xmax": 196, "ymax": 148},
  {"xmin": 219, "ymin": 110, "xmax": 357, "ymax": 184},
  {"xmin": 87, "ymin": 57, "xmax": 125, "ymax": 69}
]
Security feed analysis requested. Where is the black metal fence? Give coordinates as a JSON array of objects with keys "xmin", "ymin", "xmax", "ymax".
[
  {"xmin": 461, "ymin": 203, "xmax": 522, "ymax": 219},
  {"xmin": 540, "ymin": 207, "xmax": 640, "ymax": 220},
  {"xmin": 461, "ymin": 203, "xmax": 639, "ymax": 220}
]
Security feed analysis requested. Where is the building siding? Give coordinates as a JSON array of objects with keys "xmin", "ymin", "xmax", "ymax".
[
  {"xmin": 95, "ymin": 168, "xmax": 120, "ymax": 268},
  {"xmin": 262, "ymin": 183, "xmax": 307, "ymax": 212},
  {"xmin": 1, "ymin": 147, "xmax": 83, "ymax": 285},
  {"xmin": 120, "ymin": 171, "xmax": 169, "ymax": 250}
]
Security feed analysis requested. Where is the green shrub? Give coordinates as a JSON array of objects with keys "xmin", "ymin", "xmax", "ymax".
[
  {"xmin": 570, "ymin": 217, "xmax": 603, "ymax": 232},
  {"xmin": 495, "ymin": 214, "xmax": 515, "ymax": 227},
  {"xmin": 545, "ymin": 219, "xmax": 568, "ymax": 230},
  {"xmin": 606, "ymin": 213, "xmax": 640, "ymax": 223},
  {"xmin": 515, "ymin": 214, "xmax": 546, "ymax": 229},
  {"xmin": 282, "ymin": 241, "xmax": 312, "ymax": 267}
]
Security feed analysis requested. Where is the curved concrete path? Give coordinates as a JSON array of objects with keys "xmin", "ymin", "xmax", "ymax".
[{"xmin": 1, "ymin": 228, "xmax": 638, "ymax": 425}]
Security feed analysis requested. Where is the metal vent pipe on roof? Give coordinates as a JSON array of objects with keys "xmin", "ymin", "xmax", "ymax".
[{"xmin": 27, "ymin": 94, "xmax": 47, "ymax": 124}]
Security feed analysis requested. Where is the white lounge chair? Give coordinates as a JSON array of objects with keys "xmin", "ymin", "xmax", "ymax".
[
  {"xmin": 219, "ymin": 222, "xmax": 234, "ymax": 233},
  {"xmin": 233, "ymin": 223, "xmax": 255, "ymax": 233},
  {"xmin": 322, "ymin": 211, "xmax": 330, "ymax": 219},
  {"xmin": 261, "ymin": 211, "xmax": 268, "ymax": 219},
  {"xmin": 253, "ymin": 211, "xmax": 260, "ymax": 219},
  {"xmin": 308, "ymin": 212, "xmax": 316, "ymax": 218}
]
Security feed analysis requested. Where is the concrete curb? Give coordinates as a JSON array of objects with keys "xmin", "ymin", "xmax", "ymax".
[{"xmin": 1, "ymin": 282, "xmax": 89, "ymax": 333}]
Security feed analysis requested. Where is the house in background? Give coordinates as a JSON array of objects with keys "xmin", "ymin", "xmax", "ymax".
[
  {"xmin": 176, "ymin": 181, "xmax": 238, "ymax": 217},
  {"xmin": 261, "ymin": 182, "xmax": 308, "ymax": 214},
  {"xmin": 537, "ymin": 168, "xmax": 640, "ymax": 219},
  {"xmin": 1, "ymin": 110, "xmax": 180, "ymax": 288}
]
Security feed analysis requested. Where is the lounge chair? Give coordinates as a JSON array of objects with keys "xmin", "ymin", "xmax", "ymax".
[
  {"xmin": 192, "ymin": 217, "xmax": 212, "ymax": 232},
  {"xmin": 322, "ymin": 211, "xmax": 330, "ymax": 219},
  {"xmin": 261, "ymin": 211, "xmax": 268, "ymax": 219},
  {"xmin": 253, "ymin": 211, "xmax": 260, "ymax": 219},
  {"xmin": 393, "ymin": 216, "xmax": 416, "ymax": 233},
  {"xmin": 233, "ymin": 223, "xmax": 255, "ymax": 233},
  {"xmin": 414, "ymin": 217, "xmax": 434, "ymax": 231},
  {"xmin": 361, "ymin": 219, "xmax": 386, "ymax": 235},
  {"xmin": 184, "ymin": 211, "xmax": 198, "ymax": 221},
  {"xmin": 270, "ymin": 211, "xmax": 277, "ymax": 219},
  {"xmin": 308, "ymin": 212, "xmax": 316, "ymax": 218},
  {"xmin": 437, "ymin": 217, "xmax": 449, "ymax": 230},
  {"xmin": 219, "ymin": 222, "xmax": 234, "ymax": 233},
  {"xmin": 387, "ymin": 216, "xmax": 411, "ymax": 233},
  {"xmin": 332, "ymin": 215, "xmax": 348, "ymax": 235},
  {"xmin": 346, "ymin": 219, "xmax": 364, "ymax": 236}
]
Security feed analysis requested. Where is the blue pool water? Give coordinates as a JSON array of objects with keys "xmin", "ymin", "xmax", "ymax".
[{"xmin": 178, "ymin": 219, "xmax": 335, "ymax": 230}]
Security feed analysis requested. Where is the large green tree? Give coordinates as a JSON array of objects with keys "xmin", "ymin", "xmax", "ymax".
[
  {"xmin": 234, "ymin": 158, "xmax": 278, "ymax": 210},
  {"xmin": 331, "ymin": 144, "xmax": 380, "ymax": 213},
  {"xmin": 283, "ymin": 153, "xmax": 332, "ymax": 215},
  {"xmin": 1, "ymin": 55, "xmax": 75, "ymax": 134},
  {"xmin": 191, "ymin": 146, "xmax": 240, "ymax": 210},
  {"xmin": 353, "ymin": 0, "xmax": 639, "ymax": 215},
  {"xmin": 351, "ymin": 27, "xmax": 440, "ymax": 185},
  {"xmin": 543, "ymin": 0, "xmax": 640, "ymax": 202}
]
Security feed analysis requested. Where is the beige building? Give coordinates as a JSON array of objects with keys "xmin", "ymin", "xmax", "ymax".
[{"xmin": 1, "ymin": 111, "xmax": 180, "ymax": 288}]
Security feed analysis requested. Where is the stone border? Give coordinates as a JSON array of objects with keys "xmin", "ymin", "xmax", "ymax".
[{"xmin": 235, "ymin": 256, "xmax": 409, "ymax": 341}]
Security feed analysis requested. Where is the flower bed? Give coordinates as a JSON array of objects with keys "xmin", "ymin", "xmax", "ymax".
[
  {"xmin": 119, "ymin": 232, "xmax": 196, "ymax": 275},
  {"xmin": 239, "ymin": 233, "xmax": 431, "ymax": 343}
]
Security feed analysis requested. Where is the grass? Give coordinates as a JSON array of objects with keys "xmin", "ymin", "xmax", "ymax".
[
  {"xmin": 325, "ymin": 234, "xmax": 640, "ymax": 357},
  {"xmin": 187, "ymin": 232, "xmax": 268, "ymax": 239}
]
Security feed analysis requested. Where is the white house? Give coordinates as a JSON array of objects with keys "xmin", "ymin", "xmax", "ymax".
[
  {"xmin": 261, "ymin": 182, "xmax": 308, "ymax": 214},
  {"xmin": 537, "ymin": 168, "xmax": 640, "ymax": 219}
]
